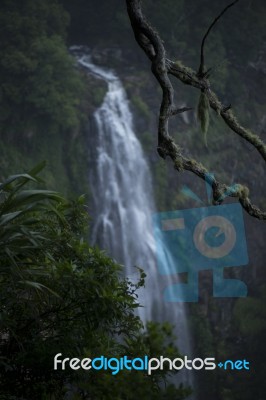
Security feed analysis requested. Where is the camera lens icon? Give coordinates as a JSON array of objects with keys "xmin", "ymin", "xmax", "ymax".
[
  {"xmin": 153, "ymin": 203, "xmax": 249, "ymax": 301},
  {"xmin": 193, "ymin": 215, "xmax": 236, "ymax": 259}
]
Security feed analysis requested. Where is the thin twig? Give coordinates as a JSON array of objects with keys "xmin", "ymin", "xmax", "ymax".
[{"xmin": 198, "ymin": 0, "xmax": 239, "ymax": 77}]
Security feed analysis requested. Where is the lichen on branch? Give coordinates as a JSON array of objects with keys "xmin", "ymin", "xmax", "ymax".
[{"xmin": 126, "ymin": 0, "xmax": 266, "ymax": 220}]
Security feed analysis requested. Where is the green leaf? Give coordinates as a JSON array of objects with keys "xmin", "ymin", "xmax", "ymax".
[
  {"xmin": 0, "ymin": 174, "xmax": 38, "ymax": 192},
  {"xmin": 27, "ymin": 160, "xmax": 47, "ymax": 177}
]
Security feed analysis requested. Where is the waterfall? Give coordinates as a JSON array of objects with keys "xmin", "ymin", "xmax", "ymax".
[{"xmin": 74, "ymin": 49, "xmax": 195, "ymax": 396}]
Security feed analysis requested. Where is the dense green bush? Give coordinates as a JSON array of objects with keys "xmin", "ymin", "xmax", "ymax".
[
  {"xmin": 0, "ymin": 0, "xmax": 83, "ymax": 135},
  {"xmin": 0, "ymin": 167, "xmax": 191, "ymax": 399}
]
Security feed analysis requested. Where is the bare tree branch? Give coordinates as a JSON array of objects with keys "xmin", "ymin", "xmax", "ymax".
[
  {"xmin": 198, "ymin": 0, "xmax": 240, "ymax": 77},
  {"xmin": 126, "ymin": 0, "xmax": 266, "ymax": 220}
]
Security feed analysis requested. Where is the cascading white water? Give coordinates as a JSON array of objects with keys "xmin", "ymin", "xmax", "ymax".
[
  {"xmin": 75, "ymin": 49, "xmax": 195, "ymax": 396},
  {"xmin": 78, "ymin": 56, "xmax": 155, "ymax": 290}
]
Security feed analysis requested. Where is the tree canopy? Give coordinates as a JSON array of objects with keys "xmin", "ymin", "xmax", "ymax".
[{"xmin": 0, "ymin": 0, "xmax": 82, "ymax": 135}]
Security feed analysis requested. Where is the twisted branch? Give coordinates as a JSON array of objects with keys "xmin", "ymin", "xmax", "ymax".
[{"xmin": 126, "ymin": 0, "xmax": 266, "ymax": 220}]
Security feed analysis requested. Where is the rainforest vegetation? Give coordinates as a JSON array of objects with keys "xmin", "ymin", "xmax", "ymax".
[{"xmin": 0, "ymin": 0, "xmax": 266, "ymax": 399}]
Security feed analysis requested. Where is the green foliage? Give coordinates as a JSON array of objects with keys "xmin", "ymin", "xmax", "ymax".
[
  {"xmin": 26, "ymin": 36, "xmax": 83, "ymax": 130},
  {"xmin": 84, "ymin": 75, "xmax": 107, "ymax": 108},
  {"xmin": 131, "ymin": 95, "xmax": 150, "ymax": 119},
  {"xmin": 0, "ymin": 0, "xmax": 83, "ymax": 134},
  {"xmin": 0, "ymin": 0, "xmax": 89, "ymax": 200},
  {"xmin": 234, "ymin": 289, "xmax": 266, "ymax": 339},
  {"xmin": 0, "ymin": 167, "xmax": 190, "ymax": 400},
  {"xmin": 142, "ymin": 0, "xmax": 185, "ymax": 56},
  {"xmin": 0, "ymin": 162, "xmax": 66, "ymax": 278},
  {"xmin": 1, "ymin": 1, "xmax": 266, "ymax": 399},
  {"xmin": 219, "ymin": 290, "xmax": 266, "ymax": 400},
  {"xmin": 190, "ymin": 308, "xmax": 214, "ymax": 358},
  {"xmin": 74, "ymin": 322, "xmax": 191, "ymax": 400}
]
